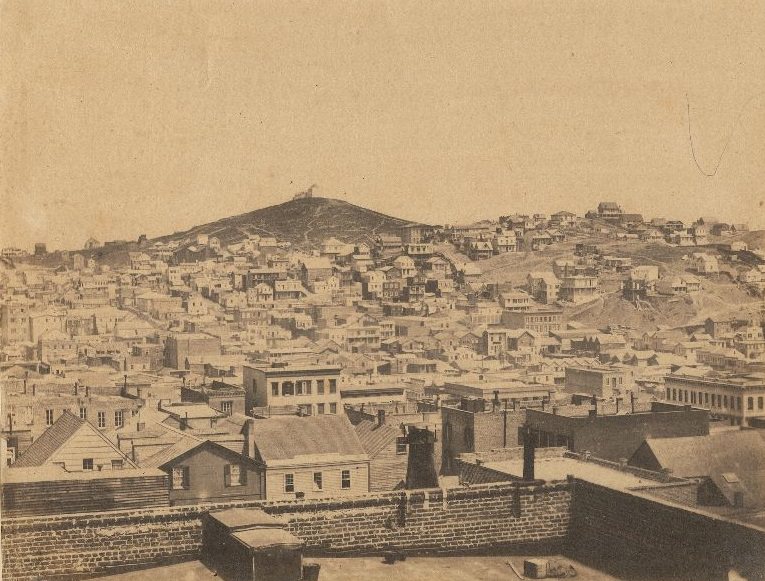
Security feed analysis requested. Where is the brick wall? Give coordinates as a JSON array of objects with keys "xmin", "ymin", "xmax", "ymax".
[
  {"xmin": 569, "ymin": 479, "xmax": 765, "ymax": 579},
  {"xmin": 1, "ymin": 481, "xmax": 572, "ymax": 580}
]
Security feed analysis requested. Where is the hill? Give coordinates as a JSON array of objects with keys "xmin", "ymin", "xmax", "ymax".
[
  {"xmin": 157, "ymin": 196, "xmax": 419, "ymax": 248},
  {"xmin": 19, "ymin": 197, "xmax": 423, "ymax": 268},
  {"xmin": 465, "ymin": 230, "xmax": 765, "ymax": 333}
]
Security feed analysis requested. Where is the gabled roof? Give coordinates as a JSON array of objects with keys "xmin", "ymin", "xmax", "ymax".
[
  {"xmin": 14, "ymin": 411, "xmax": 85, "ymax": 467},
  {"xmin": 14, "ymin": 411, "xmax": 136, "ymax": 468},
  {"xmin": 353, "ymin": 419, "xmax": 403, "ymax": 458},
  {"xmin": 249, "ymin": 415, "xmax": 367, "ymax": 464},
  {"xmin": 639, "ymin": 431, "xmax": 765, "ymax": 485}
]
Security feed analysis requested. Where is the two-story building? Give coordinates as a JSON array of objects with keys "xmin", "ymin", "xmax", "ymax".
[{"xmin": 243, "ymin": 363, "xmax": 342, "ymax": 416}]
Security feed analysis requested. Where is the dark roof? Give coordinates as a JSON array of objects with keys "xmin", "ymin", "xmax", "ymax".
[
  {"xmin": 354, "ymin": 419, "xmax": 403, "ymax": 458},
  {"xmin": 14, "ymin": 411, "xmax": 85, "ymax": 467},
  {"xmin": 249, "ymin": 415, "xmax": 367, "ymax": 463},
  {"xmin": 142, "ymin": 437, "xmax": 256, "ymax": 469},
  {"xmin": 640, "ymin": 431, "xmax": 765, "ymax": 507}
]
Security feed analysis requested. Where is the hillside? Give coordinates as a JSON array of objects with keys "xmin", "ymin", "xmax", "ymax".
[
  {"xmin": 463, "ymin": 230, "xmax": 765, "ymax": 332},
  {"xmin": 19, "ymin": 197, "xmax": 423, "ymax": 268},
  {"xmin": 153, "ymin": 197, "xmax": 420, "ymax": 249}
]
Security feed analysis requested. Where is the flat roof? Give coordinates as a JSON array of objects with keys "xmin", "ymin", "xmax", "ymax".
[
  {"xmin": 90, "ymin": 555, "xmax": 628, "ymax": 581},
  {"xmin": 484, "ymin": 457, "xmax": 657, "ymax": 491}
]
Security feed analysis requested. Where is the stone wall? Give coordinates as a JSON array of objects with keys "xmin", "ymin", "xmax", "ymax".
[{"xmin": 1, "ymin": 481, "xmax": 572, "ymax": 580}]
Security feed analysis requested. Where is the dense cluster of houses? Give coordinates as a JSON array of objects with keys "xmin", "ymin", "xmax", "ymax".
[{"xmin": 1, "ymin": 204, "xmax": 764, "ymax": 529}]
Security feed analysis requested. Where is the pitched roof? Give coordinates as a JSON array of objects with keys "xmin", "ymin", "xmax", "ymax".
[
  {"xmin": 353, "ymin": 419, "xmax": 404, "ymax": 458},
  {"xmin": 14, "ymin": 411, "xmax": 85, "ymax": 467},
  {"xmin": 249, "ymin": 415, "xmax": 367, "ymax": 463},
  {"xmin": 140, "ymin": 434, "xmax": 203, "ymax": 468},
  {"xmin": 14, "ymin": 410, "xmax": 136, "ymax": 469},
  {"xmin": 640, "ymin": 431, "xmax": 765, "ymax": 482}
]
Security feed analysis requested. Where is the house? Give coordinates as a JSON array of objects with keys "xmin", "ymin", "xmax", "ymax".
[
  {"xmin": 14, "ymin": 411, "xmax": 136, "ymax": 472},
  {"xmin": 596, "ymin": 202, "xmax": 623, "ymax": 220},
  {"xmin": 248, "ymin": 415, "xmax": 370, "ymax": 500},
  {"xmin": 499, "ymin": 290, "xmax": 532, "ymax": 312},
  {"xmin": 629, "ymin": 431, "xmax": 765, "ymax": 510},
  {"xmin": 550, "ymin": 211, "xmax": 577, "ymax": 228},
  {"xmin": 299, "ymin": 257, "xmax": 334, "ymax": 285},
  {"xmin": 491, "ymin": 232, "xmax": 516, "ymax": 254},
  {"xmin": 623, "ymin": 266, "xmax": 659, "ymax": 300},
  {"xmin": 690, "ymin": 253, "xmax": 719, "ymax": 275},
  {"xmin": 141, "ymin": 436, "xmax": 264, "ymax": 505},
  {"xmin": 392, "ymin": 255, "xmax": 416, "ymax": 278},
  {"xmin": 527, "ymin": 272, "xmax": 560, "ymax": 304},
  {"xmin": 468, "ymin": 241, "xmax": 493, "ymax": 260},
  {"xmin": 352, "ymin": 412, "xmax": 407, "ymax": 492},
  {"xmin": 559, "ymin": 275, "xmax": 598, "ymax": 303}
]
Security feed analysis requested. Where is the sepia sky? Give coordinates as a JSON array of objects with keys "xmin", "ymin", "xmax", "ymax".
[{"xmin": 1, "ymin": 1, "xmax": 764, "ymax": 250}]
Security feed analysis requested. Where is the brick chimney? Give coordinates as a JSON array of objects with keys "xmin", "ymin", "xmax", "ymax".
[
  {"xmin": 377, "ymin": 409, "xmax": 386, "ymax": 427},
  {"xmin": 521, "ymin": 424, "xmax": 535, "ymax": 481}
]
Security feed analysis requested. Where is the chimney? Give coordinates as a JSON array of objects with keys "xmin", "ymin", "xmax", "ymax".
[
  {"xmin": 85, "ymin": 385, "xmax": 90, "ymax": 398},
  {"xmin": 32, "ymin": 384, "xmax": 36, "ymax": 396},
  {"xmin": 377, "ymin": 409, "xmax": 386, "ymax": 427},
  {"xmin": 630, "ymin": 391, "xmax": 636, "ymax": 413},
  {"xmin": 591, "ymin": 394, "xmax": 598, "ymax": 416},
  {"xmin": 74, "ymin": 381, "xmax": 79, "ymax": 396},
  {"xmin": 242, "ymin": 419, "xmax": 253, "ymax": 458},
  {"xmin": 552, "ymin": 405, "xmax": 558, "ymax": 415},
  {"xmin": 521, "ymin": 424, "xmax": 535, "ymax": 481},
  {"xmin": 588, "ymin": 409, "xmax": 597, "ymax": 419},
  {"xmin": 181, "ymin": 411, "xmax": 189, "ymax": 430}
]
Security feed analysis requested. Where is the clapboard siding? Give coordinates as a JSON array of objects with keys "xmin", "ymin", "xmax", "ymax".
[
  {"xmin": 50, "ymin": 425, "xmax": 129, "ymax": 470},
  {"xmin": 2, "ymin": 474, "xmax": 169, "ymax": 517}
]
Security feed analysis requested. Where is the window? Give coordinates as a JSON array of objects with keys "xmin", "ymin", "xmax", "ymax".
[
  {"xmin": 45, "ymin": 409, "xmax": 54, "ymax": 426},
  {"xmin": 341, "ymin": 470, "xmax": 351, "ymax": 489},
  {"xmin": 284, "ymin": 473, "xmax": 295, "ymax": 493},
  {"xmin": 316, "ymin": 379, "xmax": 325, "ymax": 394},
  {"xmin": 704, "ymin": 393, "xmax": 709, "ymax": 405},
  {"xmin": 172, "ymin": 466, "xmax": 190, "ymax": 490},
  {"xmin": 82, "ymin": 458, "xmax": 94, "ymax": 471},
  {"xmin": 282, "ymin": 382, "xmax": 294, "ymax": 396},
  {"xmin": 666, "ymin": 387, "xmax": 671, "ymax": 400},
  {"xmin": 111, "ymin": 460, "xmax": 123, "ymax": 470},
  {"xmin": 97, "ymin": 411, "xmax": 106, "ymax": 428},
  {"xmin": 271, "ymin": 382, "xmax": 279, "ymax": 396},
  {"xmin": 114, "ymin": 411, "xmax": 123, "ymax": 428},
  {"xmin": 225, "ymin": 464, "xmax": 244, "ymax": 487},
  {"xmin": 79, "ymin": 407, "xmax": 87, "ymax": 420},
  {"xmin": 396, "ymin": 437, "xmax": 408, "ymax": 455},
  {"xmin": 759, "ymin": 397, "xmax": 764, "ymax": 410},
  {"xmin": 317, "ymin": 403, "xmax": 325, "ymax": 415},
  {"xmin": 329, "ymin": 403, "xmax": 337, "ymax": 414},
  {"xmin": 723, "ymin": 395, "xmax": 728, "ymax": 408},
  {"xmin": 329, "ymin": 379, "xmax": 337, "ymax": 394},
  {"xmin": 221, "ymin": 401, "xmax": 233, "ymax": 415},
  {"xmin": 748, "ymin": 397, "xmax": 754, "ymax": 411},
  {"xmin": 313, "ymin": 472, "xmax": 323, "ymax": 491}
]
